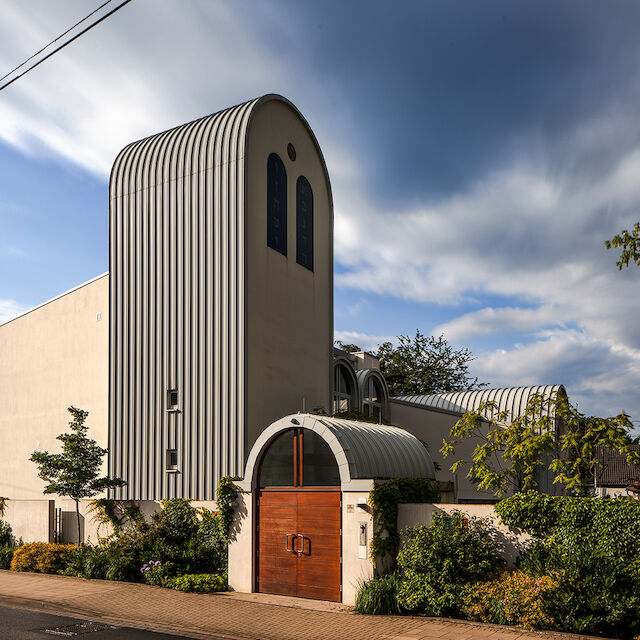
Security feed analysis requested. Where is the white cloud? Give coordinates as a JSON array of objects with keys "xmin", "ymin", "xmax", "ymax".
[
  {"xmin": 334, "ymin": 330, "xmax": 395, "ymax": 352},
  {"xmin": 0, "ymin": 299, "xmax": 29, "ymax": 325},
  {"xmin": 433, "ymin": 305, "xmax": 564, "ymax": 342}
]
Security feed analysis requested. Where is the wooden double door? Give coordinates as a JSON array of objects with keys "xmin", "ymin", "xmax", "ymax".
[{"xmin": 257, "ymin": 489, "xmax": 341, "ymax": 601}]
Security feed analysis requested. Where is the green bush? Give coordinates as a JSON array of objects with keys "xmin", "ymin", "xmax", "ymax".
[
  {"xmin": 355, "ymin": 572, "xmax": 404, "ymax": 615},
  {"xmin": 140, "ymin": 560, "xmax": 176, "ymax": 586},
  {"xmin": 496, "ymin": 492, "xmax": 640, "ymax": 638},
  {"xmin": 0, "ymin": 520, "xmax": 13, "ymax": 547},
  {"xmin": 0, "ymin": 545, "xmax": 17, "ymax": 570},
  {"xmin": 396, "ymin": 512, "xmax": 503, "ymax": 617},
  {"xmin": 62, "ymin": 545, "xmax": 110, "ymax": 580},
  {"xmin": 167, "ymin": 573, "xmax": 226, "ymax": 593},
  {"xmin": 463, "ymin": 570, "xmax": 557, "ymax": 630},
  {"xmin": 10, "ymin": 542, "xmax": 75, "ymax": 574}
]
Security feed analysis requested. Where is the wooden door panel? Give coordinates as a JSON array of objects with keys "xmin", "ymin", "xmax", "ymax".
[
  {"xmin": 258, "ymin": 490, "xmax": 341, "ymax": 602},
  {"xmin": 295, "ymin": 491, "xmax": 341, "ymax": 602},
  {"xmin": 258, "ymin": 491, "xmax": 298, "ymax": 598}
]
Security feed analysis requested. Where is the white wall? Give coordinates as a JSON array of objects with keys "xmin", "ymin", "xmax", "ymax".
[
  {"xmin": 3, "ymin": 499, "xmax": 54, "ymax": 543},
  {"xmin": 398, "ymin": 502, "xmax": 530, "ymax": 565}
]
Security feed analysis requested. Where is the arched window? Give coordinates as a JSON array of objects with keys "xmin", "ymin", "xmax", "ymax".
[
  {"xmin": 296, "ymin": 176, "xmax": 313, "ymax": 271},
  {"xmin": 363, "ymin": 376, "xmax": 383, "ymax": 420},
  {"xmin": 258, "ymin": 428, "xmax": 340, "ymax": 488},
  {"xmin": 333, "ymin": 364, "xmax": 353, "ymax": 414},
  {"xmin": 267, "ymin": 153, "xmax": 287, "ymax": 255}
]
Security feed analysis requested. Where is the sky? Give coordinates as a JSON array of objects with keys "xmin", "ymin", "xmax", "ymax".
[{"xmin": 1, "ymin": 0, "xmax": 640, "ymax": 423}]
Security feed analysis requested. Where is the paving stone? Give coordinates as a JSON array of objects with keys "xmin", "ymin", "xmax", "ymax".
[{"xmin": 0, "ymin": 571, "xmax": 613, "ymax": 640}]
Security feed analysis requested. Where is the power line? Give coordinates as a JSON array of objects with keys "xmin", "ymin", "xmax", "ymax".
[
  {"xmin": 0, "ymin": 0, "xmax": 114, "ymax": 84},
  {"xmin": 0, "ymin": 0, "xmax": 134, "ymax": 94}
]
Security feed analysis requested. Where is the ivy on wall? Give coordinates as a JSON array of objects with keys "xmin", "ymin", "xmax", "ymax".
[{"xmin": 368, "ymin": 478, "xmax": 440, "ymax": 567}]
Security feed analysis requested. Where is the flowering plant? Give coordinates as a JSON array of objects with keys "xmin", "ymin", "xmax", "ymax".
[{"xmin": 140, "ymin": 559, "xmax": 161, "ymax": 574}]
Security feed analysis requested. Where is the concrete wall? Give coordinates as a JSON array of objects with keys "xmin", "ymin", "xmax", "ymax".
[
  {"xmin": 390, "ymin": 401, "xmax": 499, "ymax": 503},
  {"xmin": 3, "ymin": 499, "xmax": 54, "ymax": 543},
  {"xmin": 341, "ymin": 491, "xmax": 374, "ymax": 606},
  {"xmin": 398, "ymin": 503, "xmax": 530, "ymax": 565},
  {"xmin": 246, "ymin": 99, "xmax": 332, "ymax": 451},
  {"xmin": 0, "ymin": 275, "xmax": 109, "ymax": 501}
]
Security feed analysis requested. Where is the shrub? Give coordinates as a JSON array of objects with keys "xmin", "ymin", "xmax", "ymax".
[
  {"xmin": 10, "ymin": 543, "xmax": 75, "ymax": 574},
  {"xmin": 497, "ymin": 492, "xmax": 640, "ymax": 638},
  {"xmin": 463, "ymin": 570, "xmax": 557, "ymax": 630},
  {"xmin": 0, "ymin": 545, "xmax": 16, "ymax": 570},
  {"xmin": 0, "ymin": 520, "xmax": 13, "ymax": 547},
  {"xmin": 167, "ymin": 573, "xmax": 226, "ymax": 593},
  {"xmin": 396, "ymin": 512, "xmax": 503, "ymax": 617},
  {"xmin": 355, "ymin": 573, "xmax": 404, "ymax": 615},
  {"xmin": 140, "ymin": 560, "xmax": 176, "ymax": 587},
  {"xmin": 62, "ymin": 545, "xmax": 110, "ymax": 580}
]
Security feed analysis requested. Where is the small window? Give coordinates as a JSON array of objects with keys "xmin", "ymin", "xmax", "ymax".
[
  {"xmin": 167, "ymin": 389, "xmax": 179, "ymax": 409},
  {"xmin": 267, "ymin": 153, "xmax": 287, "ymax": 255},
  {"xmin": 296, "ymin": 176, "xmax": 313, "ymax": 271},
  {"xmin": 166, "ymin": 449, "xmax": 178, "ymax": 470}
]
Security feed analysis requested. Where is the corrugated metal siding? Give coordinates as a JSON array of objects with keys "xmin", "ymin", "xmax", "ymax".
[
  {"xmin": 317, "ymin": 417, "xmax": 436, "ymax": 480},
  {"xmin": 392, "ymin": 385, "xmax": 566, "ymax": 424},
  {"xmin": 109, "ymin": 98, "xmax": 259, "ymax": 500}
]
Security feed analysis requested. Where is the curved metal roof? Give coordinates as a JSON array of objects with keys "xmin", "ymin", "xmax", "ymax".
[
  {"xmin": 241, "ymin": 413, "xmax": 436, "ymax": 491},
  {"xmin": 392, "ymin": 385, "xmax": 566, "ymax": 424}
]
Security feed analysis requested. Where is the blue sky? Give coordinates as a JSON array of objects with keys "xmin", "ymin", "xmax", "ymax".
[{"xmin": 2, "ymin": 0, "xmax": 640, "ymax": 422}]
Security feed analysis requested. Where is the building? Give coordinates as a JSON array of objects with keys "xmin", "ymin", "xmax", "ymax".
[{"xmin": 0, "ymin": 94, "xmax": 565, "ymax": 603}]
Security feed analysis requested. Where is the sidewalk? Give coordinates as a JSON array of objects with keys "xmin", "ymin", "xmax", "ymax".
[{"xmin": 0, "ymin": 570, "xmax": 606, "ymax": 640}]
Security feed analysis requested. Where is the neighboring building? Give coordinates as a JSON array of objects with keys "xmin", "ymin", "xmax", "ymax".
[
  {"xmin": 595, "ymin": 444, "xmax": 640, "ymax": 497},
  {"xmin": 0, "ymin": 274, "xmax": 109, "ymax": 500}
]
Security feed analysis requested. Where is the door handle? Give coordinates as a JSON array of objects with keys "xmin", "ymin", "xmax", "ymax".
[
  {"xmin": 285, "ymin": 533, "xmax": 297, "ymax": 553},
  {"xmin": 296, "ymin": 534, "xmax": 308, "ymax": 556}
]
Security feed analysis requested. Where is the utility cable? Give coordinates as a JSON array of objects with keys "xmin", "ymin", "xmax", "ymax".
[{"xmin": 0, "ymin": 0, "xmax": 133, "ymax": 94}]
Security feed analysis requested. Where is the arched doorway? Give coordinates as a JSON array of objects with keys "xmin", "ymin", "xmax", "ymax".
[{"xmin": 256, "ymin": 427, "xmax": 341, "ymax": 601}]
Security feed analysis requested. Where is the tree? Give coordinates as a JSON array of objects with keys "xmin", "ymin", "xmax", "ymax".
[
  {"xmin": 441, "ymin": 393, "xmax": 639, "ymax": 497},
  {"xmin": 377, "ymin": 331, "xmax": 481, "ymax": 396},
  {"xmin": 441, "ymin": 396, "xmax": 555, "ymax": 497},
  {"xmin": 549, "ymin": 396, "xmax": 636, "ymax": 496},
  {"xmin": 30, "ymin": 407, "xmax": 125, "ymax": 545},
  {"xmin": 334, "ymin": 340, "xmax": 361, "ymax": 353},
  {"xmin": 605, "ymin": 222, "xmax": 640, "ymax": 269}
]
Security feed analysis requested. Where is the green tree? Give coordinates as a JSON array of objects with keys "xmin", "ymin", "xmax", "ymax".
[
  {"xmin": 377, "ymin": 331, "xmax": 481, "ymax": 396},
  {"xmin": 334, "ymin": 340, "xmax": 361, "ymax": 353},
  {"xmin": 30, "ymin": 407, "xmax": 125, "ymax": 545},
  {"xmin": 442, "ymin": 393, "xmax": 638, "ymax": 497},
  {"xmin": 605, "ymin": 221, "xmax": 640, "ymax": 269},
  {"xmin": 441, "ymin": 396, "xmax": 555, "ymax": 497},
  {"xmin": 550, "ymin": 396, "xmax": 636, "ymax": 495}
]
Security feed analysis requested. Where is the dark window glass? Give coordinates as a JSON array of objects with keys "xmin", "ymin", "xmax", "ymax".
[
  {"xmin": 267, "ymin": 153, "xmax": 287, "ymax": 255},
  {"xmin": 333, "ymin": 365, "xmax": 353, "ymax": 414},
  {"xmin": 296, "ymin": 176, "xmax": 313, "ymax": 271},
  {"xmin": 167, "ymin": 389, "xmax": 178, "ymax": 408},
  {"xmin": 258, "ymin": 429, "xmax": 295, "ymax": 487},
  {"xmin": 302, "ymin": 431, "xmax": 340, "ymax": 486},
  {"xmin": 166, "ymin": 449, "xmax": 178, "ymax": 469}
]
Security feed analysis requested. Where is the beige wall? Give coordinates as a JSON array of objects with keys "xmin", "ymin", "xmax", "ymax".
[
  {"xmin": 246, "ymin": 100, "xmax": 332, "ymax": 453},
  {"xmin": 0, "ymin": 275, "xmax": 109, "ymax": 500},
  {"xmin": 390, "ymin": 401, "xmax": 500, "ymax": 503},
  {"xmin": 398, "ymin": 503, "xmax": 531, "ymax": 565},
  {"xmin": 341, "ymin": 491, "xmax": 374, "ymax": 606},
  {"xmin": 3, "ymin": 499, "xmax": 54, "ymax": 543}
]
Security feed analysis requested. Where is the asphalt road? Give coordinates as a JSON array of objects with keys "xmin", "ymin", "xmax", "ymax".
[{"xmin": 0, "ymin": 603, "xmax": 209, "ymax": 640}]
